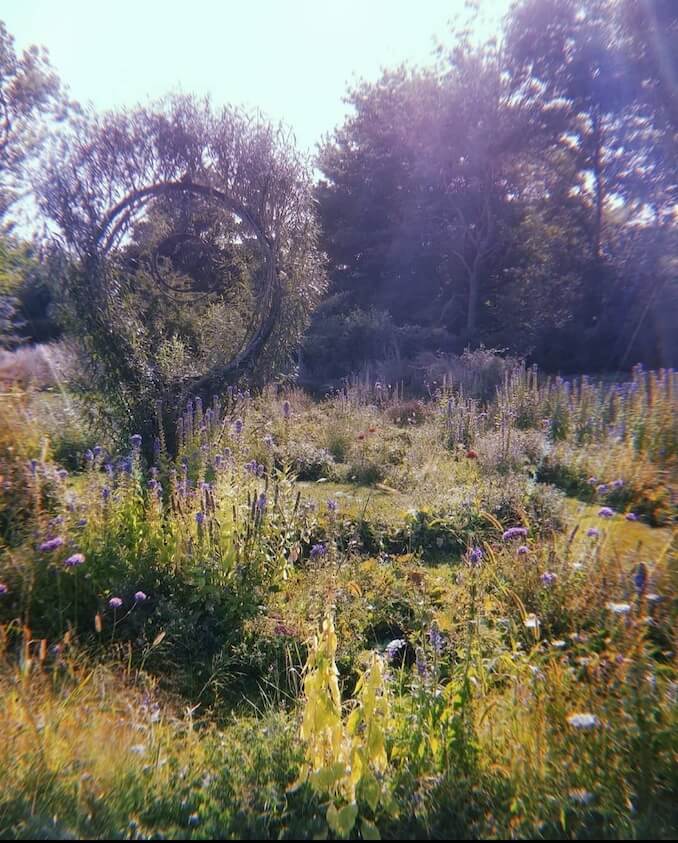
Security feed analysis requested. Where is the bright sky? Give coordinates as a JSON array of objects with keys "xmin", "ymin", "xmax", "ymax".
[{"xmin": 4, "ymin": 0, "xmax": 511, "ymax": 152}]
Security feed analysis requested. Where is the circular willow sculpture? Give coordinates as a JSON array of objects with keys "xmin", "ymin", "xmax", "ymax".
[{"xmin": 40, "ymin": 96, "xmax": 325, "ymax": 449}]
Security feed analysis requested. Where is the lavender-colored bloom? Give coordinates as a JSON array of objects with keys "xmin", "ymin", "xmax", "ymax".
[
  {"xmin": 468, "ymin": 546, "xmax": 483, "ymax": 566},
  {"xmin": 632, "ymin": 562, "xmax": 648, "ymax": 594},
  {"xmin": 625, "ymin": 512, "xmax": 639, "ymax": 521},
  {"xmin": 93, "ymin": 445, "xmax": 102, "ymax": 457},
  {"xmin": 130, "ymin": 434, "xmax": 142, "ymax": 450},
  {"xmin": 256, "ymin": 493, "xmax": 267, "ymax": 513},
  {"xmin": 415, "ymin": 647, "xmax": 429, "ymax": 679},
  {"xmin": 385, "ymin": 638, "xmax": 406, "ymax": 662},
  {"xmin": 120, "ymin": 457, "xmax": 132, "ymax": 475},
  {"xmin": 77, "ymin": 518, "xmax": 87, "ymax": 527},
  {"xmin": 256, "ymin": 463, "xmax": 265, "ymax": 478},
  {"xmin": 263, "ymin": 434, "xmax": 274, "ymax": 449},
  {"xmin": 612, "ymin": 478, "xmax": 624, "ymax": 489},
  {"xmin": 429, "ymin": 622, "xmax": 443, "ymax": 654},
  {"xmin": 148, "ymin": 479, "xmax": 159, "ymax": 491},
  {"xmin": 502, "ymin": 526, "xmax": 528, "ymax": 541},
  {"xmin": 64, "ymin": 553, "xmax": 85, "ymax": 567},
  {"xmin": 517, "ymin": 545, "xmax": 529, "ymax": 556},
  {"xmin": 40, "ymin": 536, "xmax": 64, "ymax": 552},
  {"xmin": 596, "ymin": 483, "xmax": 608, "ymax": 495},
  {"xmin": 586, "ymin": 527, "xmax": 600, "ymax": 538},
  {"xmin": 29, "ymin": 458, "xmax": 39, "ymax": 475},
  {"xmin": 214, "ymin": 454, "xmax": 223, "ymax": 468},
  {"xmin": 84, "ymin": 449, "xmax": 94, "ymax": 462},
  {"xmin": 587, "ymin": 476, "xmax": 598, "ymax": 485},
  {"xmin": 195, "ymin": 511, "xmax": 205, "ymax": 526},
  {"xmin": 540, "ymin": 571, "xmax": 557, "ymax": 586},
  {"xmin": 104, "ymin": 463, "xmax": 113, "ymax": 476},
  {"xmin": 57, "ymin": 469, "xmax": 68, "ymax": 481},
  {"xmin": 102, "ymin": 486, "xmax": 111, "ymax": 501},
  {"xmin": 598, "ymin": 507, "xmax": 615, "ymax": 518},
  {"xmin": 310, "ymin": 543, "xmax": 327, "ymax": 561},
  {"xmin": 233, "ymin": 418, "xmax": 243, "ymax": 435},
  {"xmin": 327, "ymin": 499, "xmax": 338, "ymax": 513},
  {"xmin": 134, "ymin": 591, "xmax": 147, "ymax": 603},
  {"xmin": 0, "ymin": 583, "xmax": 8, "ymax": 595},
  {"xmin": 109, "ymin": 596, "xmax": 123, "ymax": 609}
]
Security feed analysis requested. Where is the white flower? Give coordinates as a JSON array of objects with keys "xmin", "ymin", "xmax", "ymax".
[
  {"xmin": 551, "ymin": 639, "xmax": 566, "ymax": 649},
  {"xmin": 524, "ymin": 614, "xmax": 540, "ymax": 630},
  {"xmin": 566, "ymin": 712, "xmax": 599, "ymax": 729},
  {"xmin": 607, "ymin": 602, "xmax": 631, "ymax": 615}
]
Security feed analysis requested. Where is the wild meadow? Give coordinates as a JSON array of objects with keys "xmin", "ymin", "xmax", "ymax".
[{"xmin": 0, "ymin": 357, "xmax": 675, "ymax": 839}]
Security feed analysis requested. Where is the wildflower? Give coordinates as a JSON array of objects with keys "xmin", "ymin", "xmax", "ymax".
[
  {"xmin": 40, "ymin": 536, "xmax": 64, "ymax": 552},
  {"xmin": 524, "ymin": 614, "xmax": 541, "ymax": 630},
  {"xmin": 233, "ymin": 418, "xmax": 243, "ymax": 435},
  {"xmin": 263, "ymin": 434, "xmax": 274, "ymax": 448},
  {"xmin": 29, "ymin": 458, "xmax": 39, "ymax": 475},
  {"xmin": 327, "ymin": 498, "xmax": 338, "ymax": 513},
  {"xmin": 517, "ymin": 544, "xmax": 529, "ymax": 555},
  {"xmin": 540, "ymin": 571, "xmax": 557, "ymax": 586},
  {"xmin": 84, "ymin": 449, "xmax": 94, "ymax": 462},
  {"xmin": 256, "ymin": 463, "xmax": 265, "ymax": 478},
  {"xmin": 357, "ymin": 432, "xmax": 365, "ymax": 441},
  {"xmin": 612, "ymin": 478, "xmax": 624, "ymax": 489},
  {"xmin": 466, "ymin": 449, "xmax": 478, "ymax": 459},
  {"xmin": 109, "ymin": 597, "xmax": 123, "ymax": 610},
  {"xmin": 647, "ymin": 593, "xmax": 663, "ymax": 605},
  {"xmin": 625, "ymin": 512, "xmax": 639, "ymax": 521},
  {"xmin": 368, "ymin": 426, "xmax": 377, "ymax": 433},
  {"xmin": 632, "ymin": 562, "xmax": 648, "ymax": 594},
  {"xmin": 415, "ymin": 647, "xmax": 429, "ymax": 679},
  {"xmin": 282, "ymin": 400, "xmax": 291, "ymax": 419},
  {"xmin": 551, "ymin": 639, "xmax": 566, "ymax": 649},
  {"xmin": 598, "ymin": 507, "xmax": 615, "ymax": 518},
  {"xmin": 102, "ymin": 486, "xmax": 111, "ymax": 501},
  {"xmin": 566, "ymin": 712, "xmax": 599, "ymax": 729},
  {"xmin": 93, "ymin": 445, "xmax": 102, "ymax": 457},
  {"xmin": 586, "ymin": 527, "xmax": 600, "ymax": 538},
  {"xmin": 502, "ymin": 526, "xmax": 528, "ymax": 541},
  {"xmin": 429, "ymin": 622, "xmax": 444, "ymax": 654},
  {"xmin": 596, "ymin": 483, "xmax": 608, "ymax": 495},
  {"xmin": 587, "ymin": 476, "xmax": 598, "ymax": 485},
  {"xmin": 64, "ymin": 553, "xmax": 85, "ymax": 567},
  {"xmin": 214, "ymin": 453, "xmax": 223, "ymax": 468},
  {"xmin": 134, "ymin": 591, "xmax": 147, "ymax": 603},
  {"xmin": 607, "ymin": 602, "xmax": 631, "ymax": 615},
  {"xmin": 57, "ymin": 469, "xmax": 68, "ymax": 481},
  {"xmin": 148, "ymin": 479, "xmax": 159, "ymax": 491},
  {"xmin": 130, "ymin": 434, "xmax": 142, "ymax": 449},
  {"xmin": 310, "ymin": 543, "xmax": 327, "ymax": 561},
  {"xmin": 385, "ymin": 638, "xmax": 406, "ymax": 662},
  {"xmin": 256, "ymin": 493, "xmax": 267, "ymax": 513},
  {"xmin": 468, "ymin": 546, "xmax": 483, "ymax": 566},
  {"xmin": 0, "ymin": 583, "xmax": 8, "ymax": 595},
  {"xmin": 195, "ymin": 512, "xmax": 205, "ymax": 526},
  {"xmin": 572, "ymin": 561, "xmax": 585, "ymax": 571}
]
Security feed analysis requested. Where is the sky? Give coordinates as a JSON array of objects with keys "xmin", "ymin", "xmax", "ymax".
[{"xmin": 3, "ymin": 0, "xmax": 511, "ymax": 153}]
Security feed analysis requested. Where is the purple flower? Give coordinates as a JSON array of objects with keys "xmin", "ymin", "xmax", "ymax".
[
  {"xmin": 540, "ymin": 571, "xmax": 557, "ymax": 586},
  {"xmin": 134, "ymin": 591, "xmax": 147, "ymax": 603},
  {"xmin": 282, "ymin": 400, "xmax": 291, "ymax": 420},
  {"xmin": 84, "ymin": 449, "xmax": 94, "ymax": 462},
  {"xmin": 57, "ymin": 469, "xmax": 68, "ymax": 481},
  {"xmin": 429, "ymin": 622, "xmax": 444, "ymax": 654},
  {"xmin": 468, "ymin": 547, "xmax": 483, "ymax": 566},
  {"xmin": 233, "ymin": 418, "xmax": 243, "ymax": 435},
  {"xmin": 256, "ymin": 493, "xmax": 267, "ymax": 513},
  {"xmin": 598, "ymin": 507, "xmax": 615, "ymax": 518},
  {"xmin": 310, "ymin": 543, "xmax": 327, "ymax": 561},
  {"xmin": 632, "ymin": 562, "xmax": 648, "ymax": 595},
  {"xmin": 29, "ymin": 459, "xmax": 39, "ymax": 475},
  {"xmin": 327, "ymin": 499, "xmax": 338, "ymax": 513},
  {"xmin": 517, "ymin": 545, "xmax": 530, "ymax": 556},
  {"xmin": 502, "ymin": 526, "xmax": 528, "ymax": 541},
  {"xmin": 77, "ymin": 518, "xmax": 87, "ymax": 527},
  {"xmin": 109, "ymin": 596, "xmax": 123, "ymax": 609},
  {"xmin": 214, "ymin": 454, "xmax": 223, "ymax": 468},
  {"xmin": 385, "ymin": 638, "xmax": 406, "ymax": 662},
  {"xmin": 64, "ymin": 553, "xmax": 85, "ymax": 567},
  {"xmin": 263, "ymin": 434, "xmax": 274, "ymax": 449},
  {"xmin": 130, "ymin": 434, "xmax": 142, "ymax": 450},
  {"xmin": 195, "ymin": 511, "xmax": 205, "ymax": 526},
  {"xmin": 0, "ymin": 583, "xmax": 8, "ymax": 595},
  {"xmin": 596, "ymin": 484, "xmax": 608, "ymax": 495},
  {"xmin": 415, "ymin": 647, "xmax": 429, "ymax": 679},
  {"xmin": 625, "ymin": 512, "xmax": 639, "ymax": 522},
  {"xmin": 93, "ymin": 445, "xmax": 103, "ymax": 457},
  {"xmin": 587, "ymin": 476, "xmax": 598, "ymax": 485},
  {"xmin": 102, "ymin": 486, "xmax": 111, "ymax": 501},
  {"xmin": 586, "ymin": 527, "xmax": 600, "ymax": 538},
  {"xmin": 40, "ymin": 536, "xmax": 64, "ymax": 552}
]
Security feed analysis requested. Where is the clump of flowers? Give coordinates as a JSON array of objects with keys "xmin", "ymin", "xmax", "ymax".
[
  {"xmin": 502, "ymin": 526, "xmax": 528, "ymax": 541},
  {"xmin": 540, "ymin": 571, "xmax": 557, "ymax": 586},
  {"xmin": 385, "ymin": 638, "xmax": 406, "ymax": 662},
  {"xmin": 64, "ymin": 553, "xmax": 85, "ymax": 567},
  {"xmin": 468, "ymin": 546, "xmax": 483, "ymax": 566},
  {"xmin": 40, "ymin": 537, "xmax": 64, "ymax": 552},
  {"xmin": 309, "ymin": 543, "xmax": 327, "ymax": 561}
]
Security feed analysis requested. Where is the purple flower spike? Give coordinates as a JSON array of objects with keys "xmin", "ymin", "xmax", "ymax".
[
  {"xmin": 632, "ymin": 562, "xmax": 648, "ymax": 595},
  {"xmin": 310, "ymin": 543, "xmax": 327, "ymax": 561},
  {"xmin": 233, "ymin": 419, "xmax": 243, "ymax": 435},
  {"xmin": 64, "ymin": 553, "xmax": 85, "ymax": 567},
  {"xmin": 502, "ymin": 526, "xmax": 528, "ymax": 541},
  {"xmin": 40, "ymin": 536, "xmax": 64, "ymax": 552},
  {"xmin": 468, "ymin": 547, "xmax": 483, "ymax": 566},
  {"xmin": 109, "ymin": 596, "xmax": 123, "ymax": 609}
]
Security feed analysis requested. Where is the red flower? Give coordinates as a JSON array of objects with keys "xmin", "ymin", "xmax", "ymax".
[
  {"xmin": 357, "ymin": 433, "xmax": 366, "ymax": 441},
  {"xmin": 466, "ymin": 449, "xmax": 478, "ymax": 459}
]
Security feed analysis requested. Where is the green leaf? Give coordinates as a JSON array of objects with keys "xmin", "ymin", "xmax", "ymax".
[
  {"xmin": 361, "ymin": 818, "xmax": 381, "ymax": 840},
  {"xmin": 327, "ymin": 801, "xmax": 358, "ymax": 837}
]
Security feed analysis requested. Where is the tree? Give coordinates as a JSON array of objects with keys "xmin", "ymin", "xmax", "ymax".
[{"xmin": 39, "ymin": 96, "xmax": 326, "ymax": 450}]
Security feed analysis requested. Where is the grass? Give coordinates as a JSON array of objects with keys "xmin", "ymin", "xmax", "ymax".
[{"xmin": 0, "ymin": 365, "xmax": 676, "ymax": 839}]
